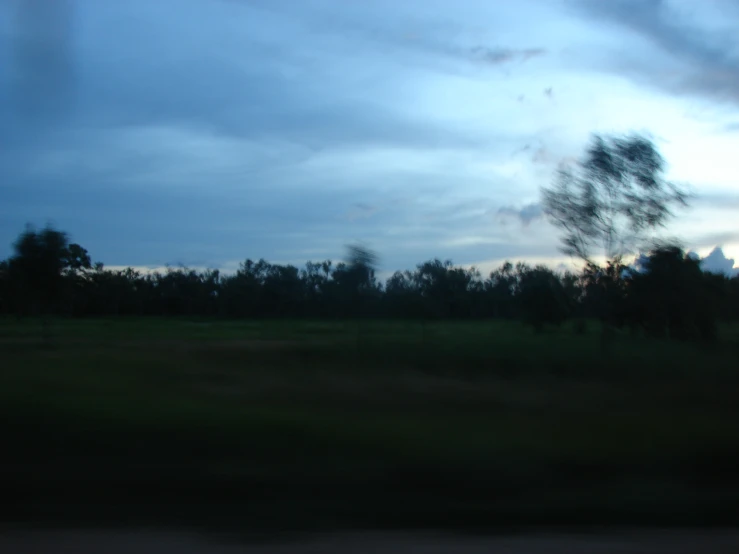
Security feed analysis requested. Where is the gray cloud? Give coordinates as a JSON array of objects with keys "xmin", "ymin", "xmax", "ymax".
[
  {"xmin": 694, "ymin": 192, "xmax": 739, "ymax": 210},
  {"xmin": 0, "ymin": 178, "xmax": 339, "ymax": 266},
  {"xmin": 688, "ymin": 246, "xmax": 739, "ymax": 277},
  {"xmin": 571, "ymin": 0, "xmax": 739, "ymax": 105},
  {"xmin": 694, "ymin": 247, "xmax": 739, "ymax": 276},
  {"xmin": 0, "ymin": 0, "xmax": 491, "ymax": 158},
  {"xmin": 496, "ymin": 203, "xmax": 544, "ymax": 226},
  {"xmin": 690, "ymin": 231, "xmax": 739, "ymax": 250},
  {"xmin": 343, "ymin": 203, "xmax": 379, "ymax": 222},
  {"xmin": 0, "ymin": 143, "xmax": 556, "ymax": 272},
  {"xmin": 470, "ymin": 46, "xmax": 547, "ymax": 65},
  {"xmin": 243, "ymin": 0, "xmax": 547, "ymax": 72},
  {"xmin": 511, "ymin": 142, "xmax": 552, "ymax": 165},
  {"xmin": 0, "ymin": 0, "xmax": 514, "ymax": 270},
  {"xmin": 7, "ymin": 0, "xmax": 76, "ymax": 120},
  {"xmin": 7, "ymin": 0, "xmax": 734, "ymax": 274}
]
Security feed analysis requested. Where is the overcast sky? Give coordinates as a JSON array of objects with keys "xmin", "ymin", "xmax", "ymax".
[{"xmin": 1, "ymin": 0, "xmax": 738, "ymax": 275}]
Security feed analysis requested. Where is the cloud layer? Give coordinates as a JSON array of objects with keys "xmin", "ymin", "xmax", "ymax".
[
  {"xmin": 0, "ymin": 0, "xmax": 738, "ymax": 272},
  {"xmin": 697, "ymin": 247, "xmax": 739, "ymax": 277}
]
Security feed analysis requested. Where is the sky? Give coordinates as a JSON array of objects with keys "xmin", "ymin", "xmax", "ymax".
[{"xmin": 1, "ymin": 0, "xmax": 738, "ymax": 276}]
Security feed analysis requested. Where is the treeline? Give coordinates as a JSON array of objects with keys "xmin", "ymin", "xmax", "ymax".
[{"xmin": 1, "ymin": 226, "xmax": 738, "ymax": 341}]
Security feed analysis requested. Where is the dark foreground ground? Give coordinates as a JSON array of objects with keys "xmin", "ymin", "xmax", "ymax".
[
  {"xmin": 2, "ymin": 318, "xmax": 739, "ymax": 535},
  {"xmin": 4, "ymin": 529, "xmax": 739, "ymax": 553}
]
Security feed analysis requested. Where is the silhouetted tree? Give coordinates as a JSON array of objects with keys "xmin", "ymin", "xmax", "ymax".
[
  {"xmin": 580, "ymin": 258, "xmax": 629, "ymax": 324},
  {"xmin": 341, "ymin": 244, "xmax": 380, "ymax": 318},
  {"xmin": 541, "ymin": 133, "xmax": 689, "ymax": 348},
  {"xmin": 2, "ymin": 223, "xmax": 737, "ymax": 338},
  {"xmin": 517, "ymin": 265, "xmax": 571, "ymax": 332},
  {"xmin": 728, "ymin": 276, "xmax": 739, "ymax": 321},
  {"xmin": 63, "ymin": 243, "xmax": 92, "ymax": 273},
  {"xmin": 301, "ymin": 261, "xmax": 332, "ymax": 317},
  {"xmin": 10, "ymin": 225, "xmax": 72, "ymax": 317},
  {"xmin": 484, "ymin": 262, "xmax": 517, "ymax": 319},
  {"xmin": 61, "ymin": 243, "xmax": 93, "ymax": 316},
  {"xmin": 0, "ymin": 259, "xmax": 10, "ymax": 315},
  {"xmin": 626, "ymin": 245, "xmax": 721, "ymax": 342},
  {"xmin": 413, "ymin": 259, "xmax": 477, "ymax": 319},
  {"xmin": 6, "ymin": 225, "xmax": 91, "ymax": 340},
  {"xmin": 385, "ymin": 270, "xmax": 423, "ymax": 318},
  {"xmin": 542, "ymin": 133, "xmax": 688, "ymax": 263}
]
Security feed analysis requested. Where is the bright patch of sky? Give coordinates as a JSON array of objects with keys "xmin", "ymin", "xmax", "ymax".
[{"xmin": 1, "ymin": 0, "xmax": 737, "ymax": 274}]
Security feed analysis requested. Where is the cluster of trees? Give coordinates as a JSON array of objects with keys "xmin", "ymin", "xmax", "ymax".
[
  {"xmin": 1, "ymin": 225, "xmax": 738, "ymax": 342},
  {"xmin": 2, "ymin": 132, "xmax": 736, "ymax": 342}
]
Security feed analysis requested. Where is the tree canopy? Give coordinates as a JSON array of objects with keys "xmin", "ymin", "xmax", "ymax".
[
  {"xmin": 542, "ymin": 133, "xmax": 688, "ymax": 263},
  {"xmin": 1, "ymin": 225, "xmax": 736, "ymax": 342}
]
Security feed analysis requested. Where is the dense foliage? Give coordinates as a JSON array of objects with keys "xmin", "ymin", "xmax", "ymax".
[{"xmin": 1, "ymin": 226, "xmax": 737, "ymax": 341}]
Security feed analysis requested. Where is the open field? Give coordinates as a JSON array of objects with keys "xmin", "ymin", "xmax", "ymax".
[{"xmin": 2, "ymin": 317, "xmax": 739, "ymax": 535}]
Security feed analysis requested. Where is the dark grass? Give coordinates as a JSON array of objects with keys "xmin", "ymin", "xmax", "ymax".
[{"xmin": 2, "ymin": 317, "xmax": 739, "ymax": 533}]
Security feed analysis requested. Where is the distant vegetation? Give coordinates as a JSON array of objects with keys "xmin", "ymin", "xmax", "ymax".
[{"xmin": 0, "ymin": 227, "xmax": 737, "ymax": 343}]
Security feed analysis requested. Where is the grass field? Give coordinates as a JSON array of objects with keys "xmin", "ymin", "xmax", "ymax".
[{"xmin": 2, "ymin": 317, "xmax": 739, "ymax": 534}]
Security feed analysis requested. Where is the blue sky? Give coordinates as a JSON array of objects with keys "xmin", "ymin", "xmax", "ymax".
[{"xmin": 1, "ymin": 0, "xmax": 738, "ymax": 275}]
